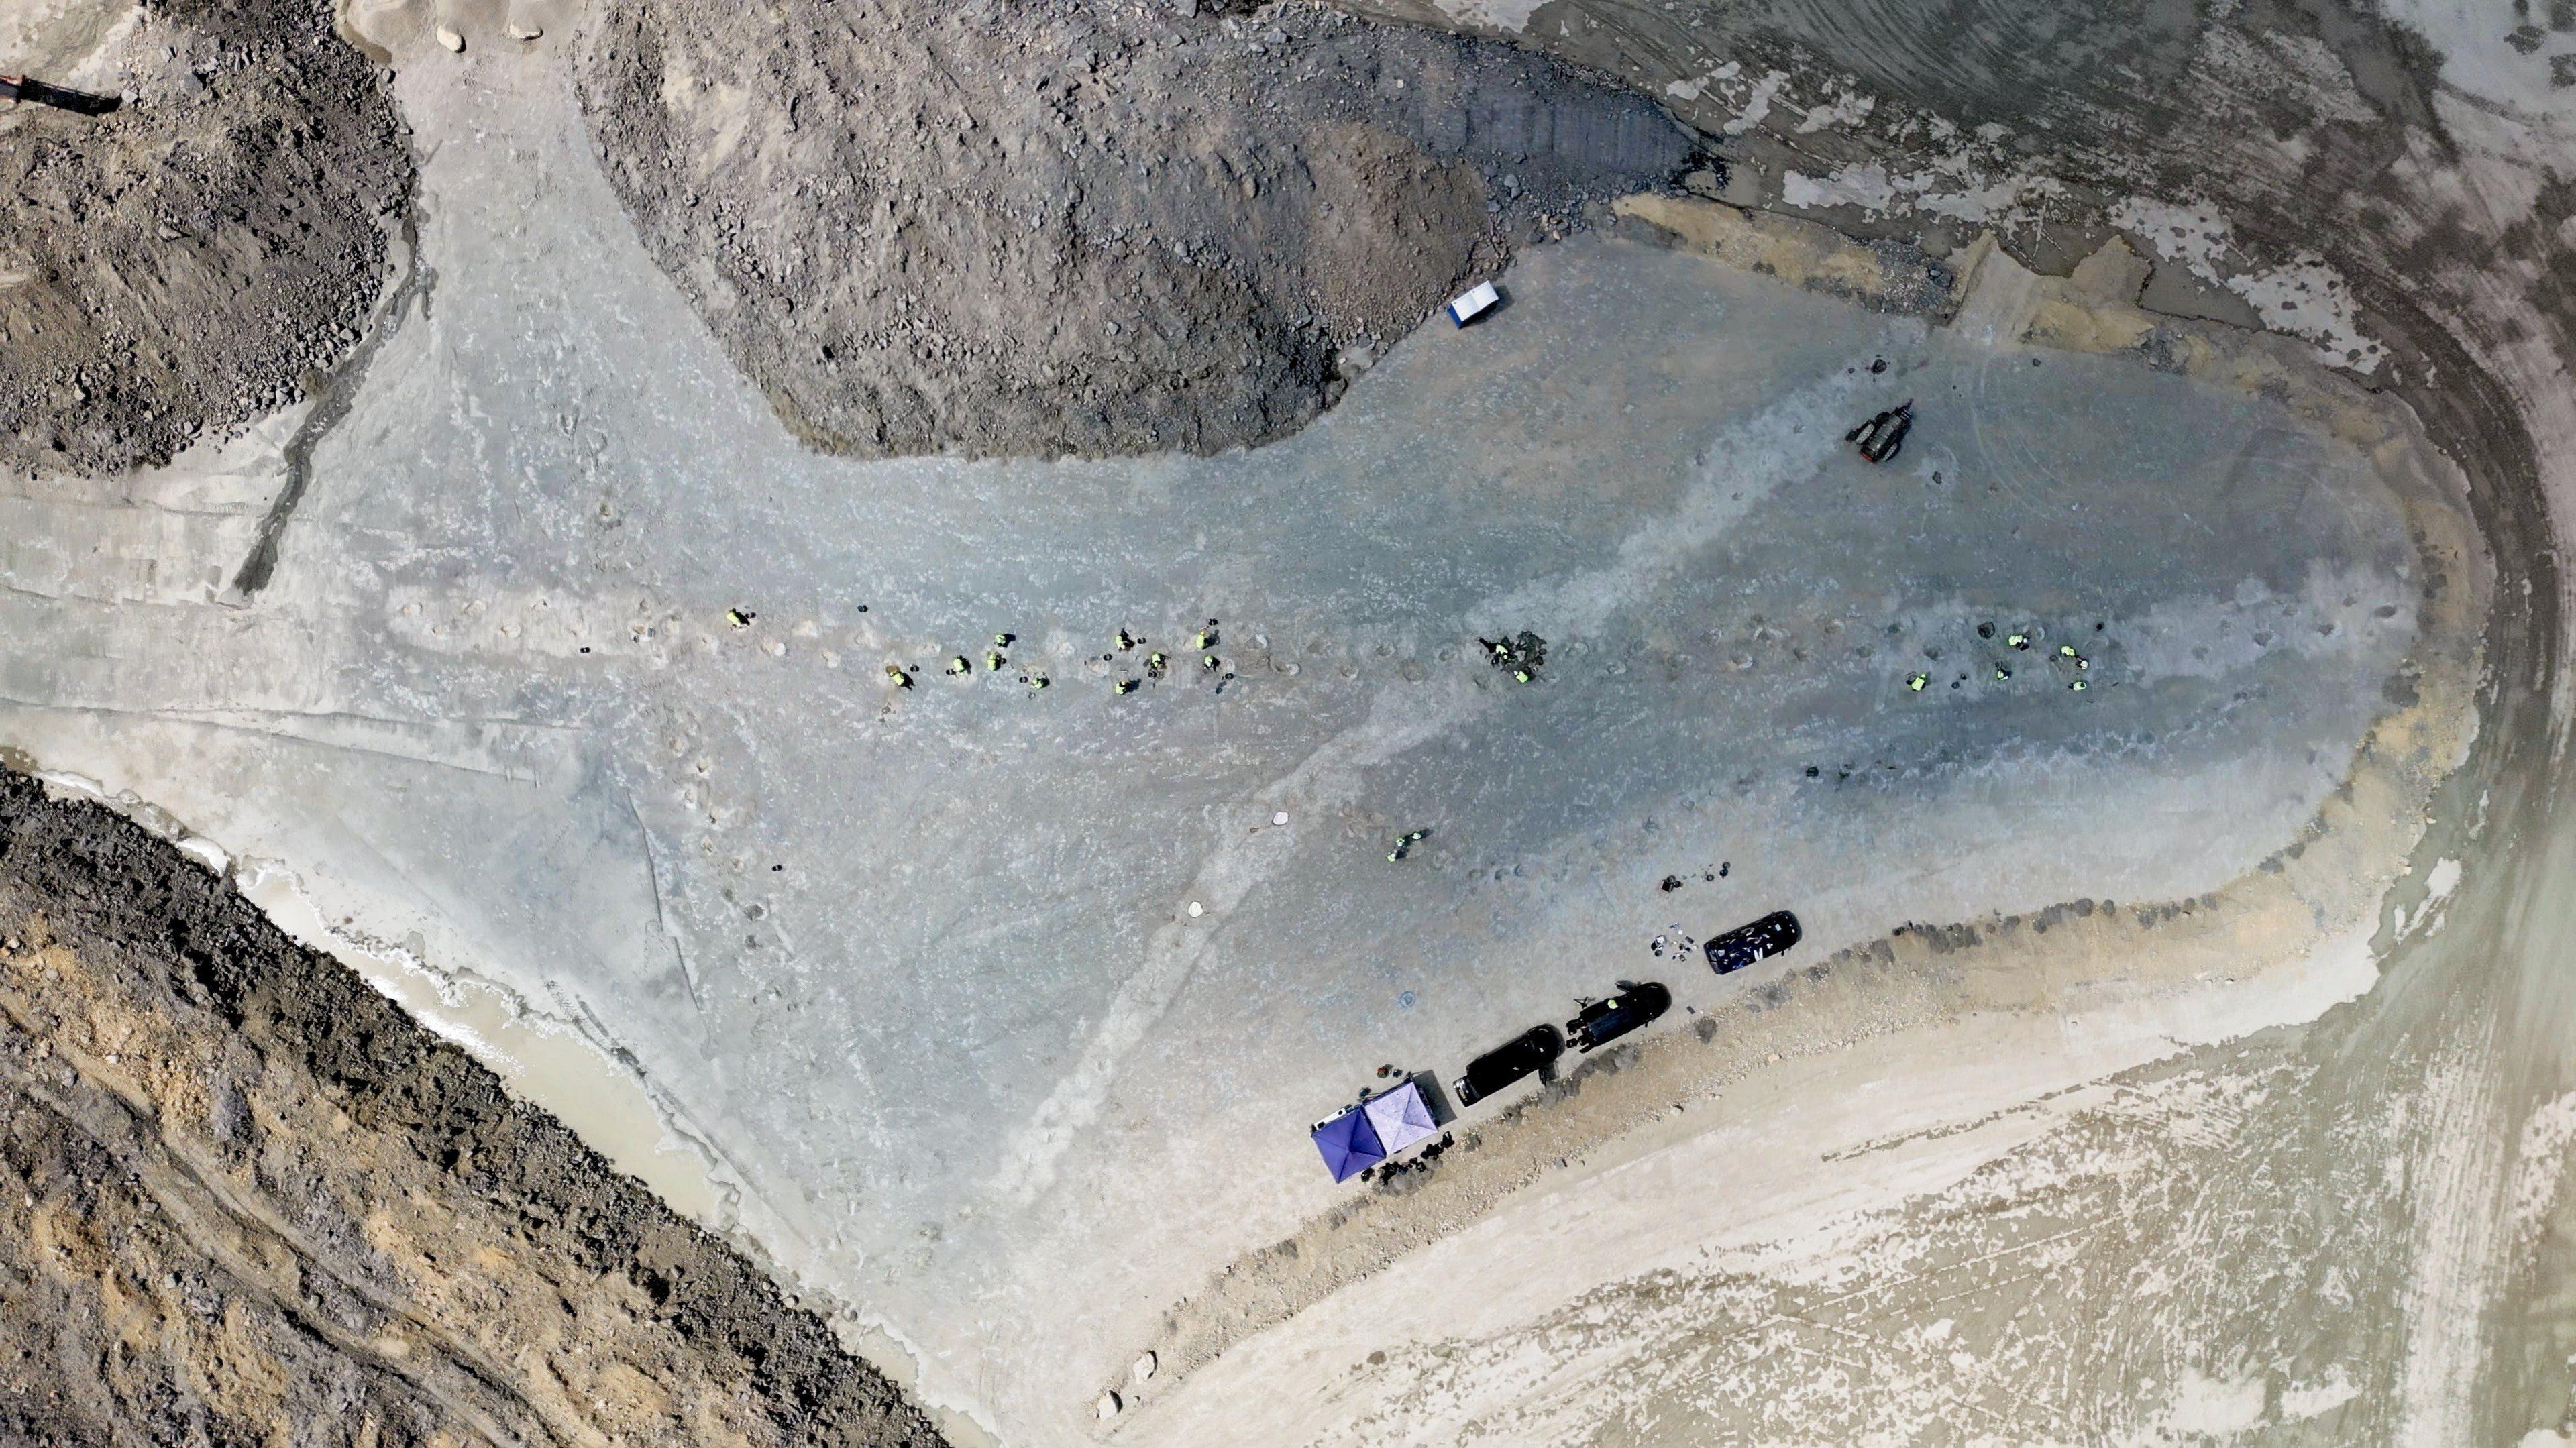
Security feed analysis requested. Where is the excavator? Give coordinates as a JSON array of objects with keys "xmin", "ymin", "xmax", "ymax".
[{"xmin": 0, "ymin": 74, "xmax": 119, "ymax": 116}]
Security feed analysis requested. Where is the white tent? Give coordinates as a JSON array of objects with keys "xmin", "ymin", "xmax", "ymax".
[{"xmin": 1362, "ymin": 1079, "xmax": 1440, "ymax": 1155}]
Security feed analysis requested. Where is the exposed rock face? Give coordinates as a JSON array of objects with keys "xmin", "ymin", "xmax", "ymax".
[
  {"xmin": 0, "ymin": 0, "xmax": 415, "ymax": 479},
  {"xmin": 574, "ymin": 0, "xmax": 1693, "ymax": 459},
  {"xmin": 0, "ymin": 770, "xmax": 947, "ymax": 1448}
]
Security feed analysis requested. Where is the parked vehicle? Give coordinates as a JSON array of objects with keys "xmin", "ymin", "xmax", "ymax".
[
  {"xmin": 1844, "ymin": 400, "xmax": 1914, "ymax": 463},
  {"xmin": 1705, "ymin": 909, "xmax": 1802, "ymax": 974},
  {"xmin": 1565, "ymin": 980, "xmax": 1671, "ymax": 1052},
  {"xmin": 1452, "ymin": 1025, "xmax": 1563, "ymax": 1107},
  {"xmin": 1447, "ymin": 280, "xmax": 1500, "ymax": 326}
]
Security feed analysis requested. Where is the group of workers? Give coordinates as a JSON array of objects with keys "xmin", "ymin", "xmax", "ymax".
[
  {"xmin": 1478, "ymin": 630, "xmax": 1548, "ymax": 685},
  {"xmin": 1905, "ymin": 624, "xmax": 2097, "ymax": 695},
  {"xmin": 1847, "ymin": 402, "xmax": 2104, "ymax": 698},
  {"xmin": 878, "ymin": 620, "xmax": 1225, "ymax": 695},
  {"xmin": 863, "ymin": 394, "xmax": 2070, "ymax": 712}
]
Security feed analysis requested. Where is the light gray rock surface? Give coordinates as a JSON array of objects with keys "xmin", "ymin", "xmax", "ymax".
[{"xmin": 0, "ymin": 56, "xmax": 2465, "ymax": 1445}]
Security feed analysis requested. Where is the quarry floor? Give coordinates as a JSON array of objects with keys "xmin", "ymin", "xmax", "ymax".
[{"xmin": 0, "ymin": 28, "xmax": 2523, "ymax": 1448}]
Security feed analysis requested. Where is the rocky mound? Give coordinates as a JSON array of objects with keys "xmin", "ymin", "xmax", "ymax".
[
  {"xmin": 0, "ymin": 769, "xmax": 946, "ymax": 1448},
  {"xmin": 0, "ymin": 0, "xmax": 412, "ymax": 478},
  {"xmin": 575, "ymin": 0, "xmax": 1693, "ymax": 459}
]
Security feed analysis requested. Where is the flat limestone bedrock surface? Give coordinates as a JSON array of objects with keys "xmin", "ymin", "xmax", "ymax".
[
  {"xmin": 0, "ymin": 0, "xmax": 413, "ymax": 478},
  {"xmin": 0, "ymin": 39, "xmax": 2463, "ymax": 1425},
  {"xmin": 0, "ymin": 769, "xmax": 951, "ymax": 1448},
  {"xmin": 572, "ymin": 0, "xmax": 1693, "ymax": 460},
  {"xmin": 1295, "ymin": 3, "xmax": 2576, "ymax": 1443},
  {"xmin": 1102, "ymin": 213, "xmax": 2496, "ymax": 1436},
  {"xmin": 0, "ymin": 5, "xmax": 2552, "ymax": 1448}
]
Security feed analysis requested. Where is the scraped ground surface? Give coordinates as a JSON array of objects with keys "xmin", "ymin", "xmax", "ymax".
[{"xmin": 0, "ymin": 40, "xmax": 2488, "ymax": 1445}]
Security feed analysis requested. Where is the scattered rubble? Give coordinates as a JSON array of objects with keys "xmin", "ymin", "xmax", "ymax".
[
  {"xmin": 572, "ymin": 0, "xmax": 1692, "ymax": 459},
  {"xmin": 0, "ymin": 0, "xmax": 413, "ymax": 477}
]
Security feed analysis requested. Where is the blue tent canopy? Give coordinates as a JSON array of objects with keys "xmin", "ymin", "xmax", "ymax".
[{"xmin": 1311, "ymin": 1106, "xmax": 1386, "ymax": 1182}]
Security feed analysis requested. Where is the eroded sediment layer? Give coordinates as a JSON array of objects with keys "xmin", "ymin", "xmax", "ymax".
[
  {"xmin": 572, "ymin": 0, "xmax": 1691, "ymax": 459},
  {"xmin": 0, "ymin": 0, "xmax": 413, "ymax": 478},
  {"xmin": 0, "ymin": 772, "xmax": 947, "ymax": 1448}
]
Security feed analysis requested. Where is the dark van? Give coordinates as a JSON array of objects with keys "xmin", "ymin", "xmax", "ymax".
[
  {"xmin": 1705, "ymin": 910, "xmax": 1802, "ymax": 974},
  {"xmin": 1566, "ymin": 981, "xmax": 1671, "ymax": 1052},
  {"xmin": 1452, "ymin": 1025, "xmax": 1563, "ymax": 1107}
]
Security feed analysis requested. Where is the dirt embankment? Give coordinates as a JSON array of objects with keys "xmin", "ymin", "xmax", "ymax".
[
  {"xmin": 0, "ymin": 0, "xmax": 412, "ymax": 478},
  {"xmin": 0, "ymin": 770, "xmax": 947, "ymax": 1448},
  {"xmin": 572, "ymin": 0, "xmax": 1693, "ymax": 461}
]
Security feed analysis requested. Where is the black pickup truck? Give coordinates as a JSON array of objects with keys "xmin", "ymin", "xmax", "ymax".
[
  {"xmin": 1452, "ymin": 1025, "xmax": 1563, "ymax": 1107},
  {"xmin": 1566, "ymin": 981, "xmax": 1671, "ymax": 1052}
]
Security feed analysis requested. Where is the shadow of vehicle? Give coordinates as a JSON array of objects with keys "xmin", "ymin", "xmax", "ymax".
[{"xmin": 2, "ymin": 75, "xmax": 121, "ymax": 117}]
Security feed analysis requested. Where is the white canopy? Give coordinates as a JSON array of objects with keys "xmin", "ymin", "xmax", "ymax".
[{"xmin": 1362, "ymin": 1079, "xmax": 1440, "ymax": 1155}]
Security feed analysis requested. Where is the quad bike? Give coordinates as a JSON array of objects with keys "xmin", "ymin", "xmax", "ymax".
[{"xmin": 1845, "ymin": 399, "xmax": 1914, "ymax": 463}]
